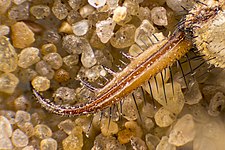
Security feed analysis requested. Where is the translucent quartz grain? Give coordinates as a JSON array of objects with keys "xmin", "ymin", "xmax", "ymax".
[
  {"xmin": 94, "ymin": 49, "xmax": 113, "ymax": 67},
  {"xmin": 168, "ymin": 114, "xmax": 196, "ymax": 146},
  {"xmin": 62, "ymin": 35, "xmax": 84, "ymax": 54},
  {"xmin": 100, "ymin": 118, "xmax": 119, "ymax": 136},
  {"xmin": 0, "ymin": 111, "xmax": 16, "ymax": 125},
  {"xmin": 53, "ymin": 87, "xmax": 76, "ymax": 104},
  {"xmin": 58, "ymin": 119, "xmax": 75, "ymax": 135},
  {"xmin": 88, "ymin": 0, "xmax": 106, "ymax": 8},
  {"xmin": 118, "ymin": 121, "xmax": 143, "ymax": 144},
  {"xmin": 96, "ymin": 17, "xmax": 116, "ymax": 43},
  {"xmin": 11, "ymin": 22, "xmax": 35, "ymax": 49},
  {"xmin": 54, "ymin": 69, "xmax": 70, "ymax": 83},
  {"xmin": 154, "ymin": 127, "xmax": 170, "ymax": 139},
  {"xmin": 68, "ymin": 0, "xmax": 84, "ymax": 10},
  {"xmin": 29, "ymin": 139, "xmax": 39, "ymax": 150},
  {"xmin": 15, "ymin": 110, "xmax": 31, "ymax": 124},
  {"xmin": 208, "ymin": 92, "xmax": 225, "ymax": 116},
  {"xmin": 106, "ymin": 0, "xmax": 119, "ymax": 9},
  {"xmin": 30, "ymin": 5, "xmax": 50, "ymax": 19},
  {"xmin": 0, "ymin": 25, "xmax": 10, "ymax": 36},
  {"xmin": 0, "ymin": 0, "xmax": 11, "ymax": 14},
  {"xmin": 75, "ymin": 117, "xmax": 91, "ymax": 134},
  {"xmin": 142, "ymin": 117, "xmax": 154, "ymax": 132},
  {"xmin": 117, "ymin": 129, "xmax": 134, "ymax": 144},
  {"xmin": 52, "ymin": 130, "xmax": 67, "ymax": 145},
  {"xmin": 30, "ymin": 112, "xmax": 41, "ymax": 126},
  {"xmin": 0, "ymin": 116, "xmax": 13, "ymax": 149},
  {"xmin": 43, "ymin": 53, "xmax": 63, "ymax": 70},
  {"xmin": 35, "ymin": 60, "xmax": 55, "ymax": 79},
  {"xmin": 112, "ymin": 6, "xmax": 127, "ymax": 23},
  {"xmin": 18, "ymin": 47, "xmax": 40, "ymax": 68},
  {"xmin": 31, "ymin": 76, "xmax": 50, "ymax": 92},
  {"xmin": 41, "ymin": 43, "xmax": 57, "ymax": 56},
  {"xmin": 83, "ymin": 65, "xmax": 105, "ymax": 82},
  {"xmin": 22, "ymin": 146, "xmax": 34, "ymax": 150},
  {"xmin": 34, "ymin": 124, "xmax": 52, "ymax": 139},
  {"xmin": 123, "ymin": 0, "xmax": 139, "ymax": 15},
  {"xmin": 0, "ymin": 136, "xmax": 13, "ymax": 150},
  {"xmin": 62, "ymin": 126, "xmax": 83, "ymax": 150},
  {"xmin": 75, "ymin": 86, "xmax": 94, "ymax": 100},
  {"xmin": 0, "ymin": 116, "xmax": 13, "ymax": 150},
  {"xmin": 40, "ymin": 138, "xmax": 57, "ymax": 150},
  {"xmin": 152, "ymin": 82, "xmax": 185, "ymax": 115},
  {"xmin": 18, "ymin": 68, "xmax": 37, "ymax": 83},
  {"xmin": 0, "ymin": 73, "xmax": 19, "ymax": 94},
  {"xmin": 110, "ymin": 24, "xmax": 136, "ymax": 48},
  {"xmin": 184, "ymin": 79, "xmax": 202, "ymax": 105},
  {"xmin": 156, "ymin": 136, "xmax": 176, "ymax": 150},
  {"xmin": 81, "ymin": 41, "xmax": 97, "ymax": 68},
  {"xmin": 90, "ymin": 31, "xmax": 106, "ymax": 49},
  {"xmin": 13, "ymin": 0, "xmax": 26, "ymax": 5},
  {"xmin": 8, "ymin": 2, "xmax": 29, "ymax": 20},
  {"xmin": 12, "ymin": 129, "xmax": 29, "ymax": 147},
  {"xmin": 58, "ymin": 22, "xmax": 73, "ymax": 34},
  {"xmin": 42, "ymin": 30, "xmax": 61, "ymax": 44},
  {"xmin": 79, "ymin": 4, "xmax": 95, "ymax": 18},
  {"xmin": 174, "ymin": 72, "xmax": 188, "ymax": 88},
  {"xmin": 0, "ymin": 116, "xmax": 12, "ymax": 137},
  {"xmin": 63, "ymin": 55, "xmax": 79, "ymax": 68},
  {"xmin": 141, "ymin": 103, "xmax": 155, "ymax": 118},
  {"xmin": 67, "ymin": 10, "xmax": 82, "ymax": 24},
  {"xmin": 134, "ymin": 19, "xmax": 156, "ymax": 48},
  {"xmin": 137, "ymin": 7, "xmax": 151, "ymax": 21},
  {"xmin": 121, "ymin": 95, "xmax": 138, "ymax": 121},
  {"xmin": 112, "ymin": 5, "xmax": 131, "ymax": 25},
  {"xmin": 19, "ymin": 122, "xmax": 34, "ymax": 137},
  {"xmin": 88, "ymin": 12, "xmax": 109, "ymax": 27},
  {"xmin": 151, "ymin": 7, "xmax": 168, "ymax": 26},
  {"xmin": 155, "ymin": 107, "xmax": 176, "ymax": 127},
  {"xmin": 118, "ymin": 129, "xmax": 133, "ymax": 144},
  {"xmin": 92, "ymin": 134, "xmax": 126, "ymax": 150},
  {"xmin": 14, "ymin": 95, "xmax": 31, "ymax": 111},
  {"xmin": 91, "ymin": 113, "xmax": 101, "ymax": 129},
  {"xmin": 131, "ymin": 137, "xmax": 148, "ymax": 150},
  {"xmin": 72, "ymin": 20, "xmax": 89, "ymax": 36},
  {"xmin": 52, "ymin": 0, "xmax": 68, "ymax": 20},
  {"xmin": 0, "ymin": 36, "xmax": 18, "ymax": 73},
  {"xmin": 145, "ymin": 134, "xmax": 160, "ymax": 150}
]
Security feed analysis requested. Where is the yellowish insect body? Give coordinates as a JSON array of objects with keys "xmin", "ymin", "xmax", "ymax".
[{"xmin": 33, "ymin": 31, "xmax": 192, "ymax": 116}]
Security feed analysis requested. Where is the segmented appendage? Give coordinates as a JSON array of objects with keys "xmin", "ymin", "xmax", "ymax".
[
  {"xmin": 185, "ymin": 0, "xmax": 225, "ymax": 67},
  {"xmin": 33, "ymin": 29, "xmax": 192, "ymax": 117}
]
